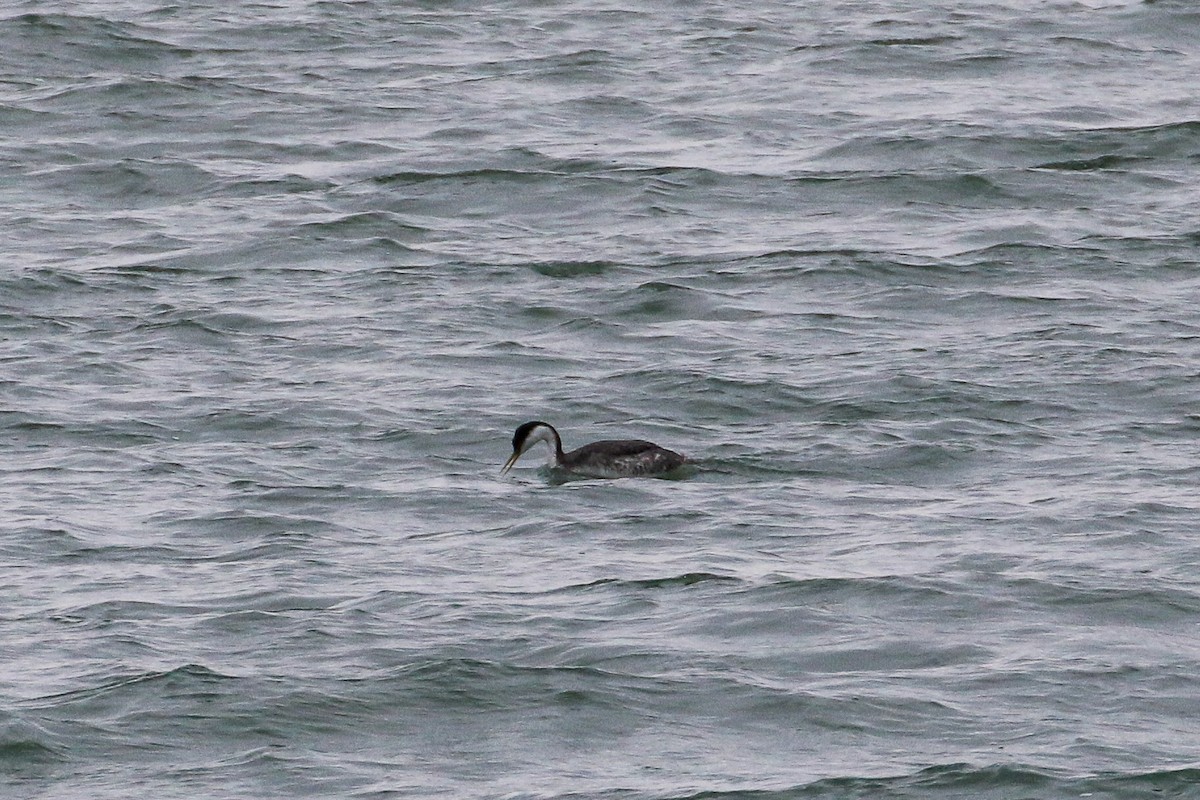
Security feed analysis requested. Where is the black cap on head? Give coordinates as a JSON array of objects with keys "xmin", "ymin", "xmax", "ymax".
[{"xmin": 513, "ymin": 420, "xmax": 551, "ymax": 450}]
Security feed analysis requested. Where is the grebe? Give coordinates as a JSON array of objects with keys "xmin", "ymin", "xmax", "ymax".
[{"xmin": 501, "ymin": 421, "xmax": 686, "ymax": 479}]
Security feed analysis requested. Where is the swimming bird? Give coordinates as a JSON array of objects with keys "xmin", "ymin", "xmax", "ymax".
[{"xmin": 501, "ymin": 421, "xmax": 686, "ymax": 479}]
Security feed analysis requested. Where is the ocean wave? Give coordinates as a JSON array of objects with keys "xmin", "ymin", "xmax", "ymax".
[
  {"xmin": 0, "ymin": 710, "xmax": 66, "ymax": 770},
  {"xmin": 638, "ymin": 763, "xmax": 1200, "ymax": 800}
]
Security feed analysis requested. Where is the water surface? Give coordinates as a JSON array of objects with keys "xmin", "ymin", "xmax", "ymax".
[{"xmin": 4, "ymin": 2, "xmax": 1200, "ymax": 798}]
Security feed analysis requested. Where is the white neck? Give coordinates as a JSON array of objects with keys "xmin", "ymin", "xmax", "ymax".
[{"xmin": 523, "ymin": 424, "xmax": 561, "ymax": 465}]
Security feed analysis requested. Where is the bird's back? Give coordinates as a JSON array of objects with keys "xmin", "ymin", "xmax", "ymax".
[{"xmin": 562, "ymin": 439, "xmax": 686, "ymax": 478}]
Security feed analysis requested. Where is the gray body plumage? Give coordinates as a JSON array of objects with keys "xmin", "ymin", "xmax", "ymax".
[{"xmin": 559, "ymin": 438, "xmax": 685, "ymax": 478}]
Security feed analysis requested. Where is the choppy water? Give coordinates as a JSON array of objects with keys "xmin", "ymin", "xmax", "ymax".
[{"xmin": 4, "ymin": 1, "xmax": 1200, "ymax": 798}]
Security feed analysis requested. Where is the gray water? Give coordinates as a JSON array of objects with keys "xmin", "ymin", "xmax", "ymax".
[{"xmin": 4, "ymin": 2, "xmax": 1200, "ymax": 798}]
